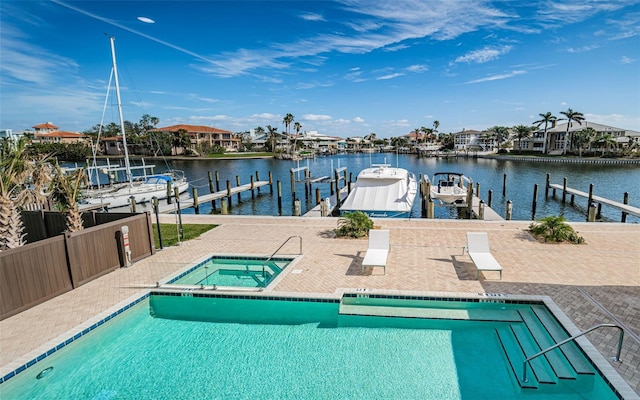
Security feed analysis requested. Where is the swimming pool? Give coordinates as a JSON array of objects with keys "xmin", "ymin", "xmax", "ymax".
[
  {"xmin": 162, "ymin": 255, "xmax": 296, "ymax": 289},
  {"xmin": 0, "ymin": 291, "xmax": 629, "ymax": 399}
]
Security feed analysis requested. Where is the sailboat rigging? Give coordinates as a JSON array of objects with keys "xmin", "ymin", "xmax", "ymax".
[{"xmin": 82, "ymin": 36, "xmax": 189, "ymax": 209}]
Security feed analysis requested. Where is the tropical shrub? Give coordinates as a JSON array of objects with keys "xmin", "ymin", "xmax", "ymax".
[
  {"xmin": 335, "ymin": 211, "xmax": 373, "ymax": 238},
  {"xmin": 529, "ymin": 216, "xmax": 584, "ymax": 244}
]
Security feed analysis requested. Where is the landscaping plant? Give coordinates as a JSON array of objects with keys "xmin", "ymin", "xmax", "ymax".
[{"xmin": 335, "ymin": 211, "xmax": 374, "ymax": 238}]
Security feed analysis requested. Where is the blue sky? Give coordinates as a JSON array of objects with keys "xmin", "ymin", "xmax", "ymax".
[{"xmin": 1, "ymin": 0, "xmax": 639, "ymax": 138}]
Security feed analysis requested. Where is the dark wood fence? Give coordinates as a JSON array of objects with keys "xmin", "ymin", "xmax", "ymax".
[{"xmin": 0, "ymin": 212, "xmax": 155, "ymax": 320}]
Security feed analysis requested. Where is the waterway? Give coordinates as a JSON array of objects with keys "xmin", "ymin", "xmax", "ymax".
[{"xmin": 89, "ymin": 153, "xmax": 640, "ymax": 223}]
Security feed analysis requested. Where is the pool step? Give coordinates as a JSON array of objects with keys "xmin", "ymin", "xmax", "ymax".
[
  {"xmin": 530, "ymin": 305, "xmax": 594, "ymax": 376},
  {"xmin": 338, "ymin": 304, "xmax": 522, "ymax": 322},
  {"xmin": 495, "ymin": 326, "xmax": 539, "ymax": 389},
  {"xmin": 518, "ymin": 309, "xmax": 577, "ymax": 380}
]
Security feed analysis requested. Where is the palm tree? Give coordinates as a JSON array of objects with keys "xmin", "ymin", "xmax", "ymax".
[
  {"xmin": 283, "ymin": 113, "xmax": 294, "ymax": 154},
  {"xmin": 533, "ymin": 112, "xmax": 557, "ymax": 154},
  {"xmin": 597, "ymin": 133, "xmax": 617, "ymax": 156},
  {"xmin": 559, "ymin": 108, "xmax": 584, "ymax": 155},
  {"xmin": 489, "ymin": 126, "xmax": 510, "ymax": 153},
  {"xmin": 573, "ymin": 127, "xmax": 596, "ymax": 157},
  {"xmin": 266, "ymin": 124, "xmax": 279, "ymax": 153},
  {"xmin": 172, "ymin": 128, "xmax": 190, "ymax": 155},
  {"xmin": 0, "ymin": 138, "xmax": 56, "ymax": 250},
  {"xmin": 513, "ymin": 125, "xmax": 533, "ymax": 152},
  {"xmin": 293, "ymin": 122, "xmax": 302, "ymax": 151},
  {"xmin": 51, "ymin": 166, "xmax": 85, "ymax": 232},
  {"xmin": 433, "ymin": 120, "xmax": 440, "ymax": 140}
]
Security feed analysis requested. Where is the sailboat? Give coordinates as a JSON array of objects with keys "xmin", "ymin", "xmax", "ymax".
[{"xmin": 82, "ymin": 36, "xmax": 189, "ymax": 209}]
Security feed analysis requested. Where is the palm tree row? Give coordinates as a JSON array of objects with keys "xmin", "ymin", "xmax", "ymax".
[{"xmin": 0, "ymin": 137, "xmax": 84, "ymax": 251}]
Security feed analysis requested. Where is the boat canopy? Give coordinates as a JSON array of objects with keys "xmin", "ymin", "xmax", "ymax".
[
  {"xmin": 341, "ymin": 167, "xmax": 416, "ymax": 213},
  {"xmin": 144, "ymin": 175, "xmax": 174, "ymax": 184}
]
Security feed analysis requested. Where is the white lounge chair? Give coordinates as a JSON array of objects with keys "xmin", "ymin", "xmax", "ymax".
[
  {"xmin": 465, "ymin": 232, "xmax": 503, "ymax": 280},
  {"xmin": 362, "ymin": 229, "xmax": 390, "ymax": 274}
]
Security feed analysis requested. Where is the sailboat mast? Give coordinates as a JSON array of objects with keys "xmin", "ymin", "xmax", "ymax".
[{"xmin": 109, "ymin": 36, "xmax": 132, "ymax": 184}]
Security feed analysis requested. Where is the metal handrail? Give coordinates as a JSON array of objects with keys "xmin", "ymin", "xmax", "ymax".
[
  {"xmin": 262, "ymin": 236, "xmax": 303, "ymax": 279},
  {"xmin": 522, "ymin": 323, "xmax": 624, "ymax": 382}
]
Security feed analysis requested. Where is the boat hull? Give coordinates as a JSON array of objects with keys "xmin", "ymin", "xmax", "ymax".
[
  {"xmin": 84, "ymin": 180, "xmax": 189, "ymax": 209},
  {"xmin": 342, "ymin": 210, "xmax": 412, "ymax": 218}
]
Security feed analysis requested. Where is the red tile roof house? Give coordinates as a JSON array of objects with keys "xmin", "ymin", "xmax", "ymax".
[
  {"xmin": 155, "ymin": 124, "xmax": 240, "ymax": 155},
  {"xmin": 32, "ymin": 122, "xmax": 88, "ymax": 144}
]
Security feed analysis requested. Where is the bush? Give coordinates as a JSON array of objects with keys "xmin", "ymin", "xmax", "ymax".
[
  {"xmin": 335, "ymin": 211, "xmax": 373, "ymax": 238},
  {"xmin": 529, "ymin": 216, "xmax": 584, "ymax": 244}
]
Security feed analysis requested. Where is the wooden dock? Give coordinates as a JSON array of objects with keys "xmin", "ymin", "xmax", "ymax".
[
  {"xmin": 157, "ymin": 181, "xmax": 271, "ymax": 214},
  {"xmin": 548, "ymin": 183, "xmax": 640, "ymax": 218}
]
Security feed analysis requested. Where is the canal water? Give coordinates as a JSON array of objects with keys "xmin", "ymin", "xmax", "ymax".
[{"xmin": 157, "ymin": 153, "xmax": 639, "ymax": 223}]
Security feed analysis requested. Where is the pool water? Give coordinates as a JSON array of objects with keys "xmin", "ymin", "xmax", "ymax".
[
  {"xmin": 0, "ymin": 294, "xmax": 621, "ymax": 399},
  {"xmin": 169, "ymin": 256, "xmax": 292, "ymax": 288}
]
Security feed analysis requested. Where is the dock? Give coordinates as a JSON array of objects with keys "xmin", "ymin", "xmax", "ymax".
[
  {"xmin": 548, "ymin": 183, "xmax": 640, "ymax": 218},
  {"xmin": 157, "ymin": 181, "xmax": 271, "ymax": 214}
]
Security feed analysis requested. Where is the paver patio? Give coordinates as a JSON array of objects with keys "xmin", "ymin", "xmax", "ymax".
[{"xmin": 1, "ymin": 215, "xmax": 638, "ymax": 395}]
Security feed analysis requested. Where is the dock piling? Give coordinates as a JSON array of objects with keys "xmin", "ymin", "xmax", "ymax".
[
  {"xmin": 250, "ymin": 176, "xmax": 255, "ymax": 199},
  {"xmin": 479, "ymin": 200, "xmax": 485, "ymax": 220},
  {"xmin": 166, "ymin": 181, "xmax": 172, "ymax": 204},
  {"xmin": 622, "ymin": 192, "xmax": 629, "ymax": 222},
  {"xmin": 226, "ymin": 180, "xmax": 232, "ymax": 209},
  {"xmin": 215, "ymin": 171, "xmax": 220, "ymax": 192},
  {"xmin": 208, "ymin": 171, "xmax": 216, "ymax": 210},
  {"xmin": 236, "ymin": 176, "xmax": 241, "ymax": 202},
  {"xmin": 545, "ymin": 173, "xmax": 550, "ymax": 198},
  {"xmin": 152, "ymin": 196, "xmax": 162, "ymax": 249},
  {"xmin": 532, "ymin": 184, "xmax": 538, "ymax": 220},
  {"xmin": 502, "ymin": 174, "xmax": 507, "ymax": 197},
  {"xmin": 316, "ymin": 188, "xmax": 321, "ymax": 205},
  {"xmin": 174, "ymin": 187, "xmax": 183, "ymax": 239},
  {"xmin": 192, "ymin": 187, "xmax": 199, "ymax": 214},
  {"xmin": 277, "ymin": 180, "xmax": 282, "ymax": 212},
  {"xmin": 562, "ymin": 177, "xmax": 567, "ymax": 204},
  {"xmin": 129, "ymin": 196, "xmax": 136, "ymax": 213},
  {"xmin": 506, "ymin": 200, "xmax": 513, "ymax": 220},
  {"xmin": 488, "ymin": 190, "xmax": 493, "ymax": 208}
]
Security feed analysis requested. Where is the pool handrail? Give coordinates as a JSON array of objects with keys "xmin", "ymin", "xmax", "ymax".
[
  {"xmin": 521, "ymin": 323, "xmax": 624, "ymax": 383},
  {"xmin": 262, "ymin": 235, "xmax": 302, "ymax": 279}
]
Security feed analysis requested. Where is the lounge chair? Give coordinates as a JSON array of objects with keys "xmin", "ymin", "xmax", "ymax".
[
  {"xmin": 362, "ymin": 229, "xmax": 390, "ymax": 274},
  {"xmin": 465, "ymin": 232, "xmax": 503, "ymax": 280}
]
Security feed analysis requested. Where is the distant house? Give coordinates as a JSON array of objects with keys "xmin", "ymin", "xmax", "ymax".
[
  {"xmin": 156, "ymin": 124, "xmax": 240, "ymax": 153},
  {"xmin": 528, "ymin": 121, "xmax": 640, "ymax": 154},
  {"xmin": 101, "ymin": 136, "xmax": 126, "ymax": 155},
  {"xmin": 452, "ymin": 129, "xmax": 497, "ymax": 152},
  {"xmin": 32, "ymin": 122, "xmax": 87, "ymax": 144}
]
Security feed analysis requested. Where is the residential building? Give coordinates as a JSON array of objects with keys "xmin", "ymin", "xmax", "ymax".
[
  {"xmin": 452, "ymin": 129, "xmax": 497, "ymax": 152},
  {"xmin": 31, "ymin": 122, "xmax": 88, "ymax": 144},
  {"xmin": 521, "ymin": 121, "xmax": 640, "ymax": 154},
  {"xmin": 156, "ymin": 124, "xmax": 240, "ymax": 153}
]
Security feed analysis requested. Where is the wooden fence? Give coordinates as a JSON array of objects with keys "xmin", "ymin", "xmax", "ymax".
[{"xmin": 0, "ymin": 212, "xmax": 155, "ymax": 320}]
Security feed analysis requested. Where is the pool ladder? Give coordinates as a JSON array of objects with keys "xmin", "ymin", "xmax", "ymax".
[
  {"xmin": 521, "ymin": 323, "xmax": 624, "ymax": 383},
  {"xmin": 261, "ymin": 236, "xmax": 302, "ymax": 281}
]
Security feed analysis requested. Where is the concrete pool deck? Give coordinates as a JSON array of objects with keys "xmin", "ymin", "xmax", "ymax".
[{"xmin": 1, "ymin": 215, "xmax": 639, "ymax": 396}]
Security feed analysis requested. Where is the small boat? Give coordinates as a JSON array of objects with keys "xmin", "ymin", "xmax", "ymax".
[
  {"xmin": 340, "ymin": 164, "xmax": 417, "ymax": 218},
  {"xmin": 82, "ymin": 36, "xmax": 189, "ymax": 209},
  {"xmin": 425, "ymin": 172, "xmax": 470, "ymax": 204}
]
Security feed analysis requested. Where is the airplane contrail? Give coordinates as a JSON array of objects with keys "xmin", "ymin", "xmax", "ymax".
[{"xmin": 51, "ymin": 0, "xmax": 216, "ymax": 64}]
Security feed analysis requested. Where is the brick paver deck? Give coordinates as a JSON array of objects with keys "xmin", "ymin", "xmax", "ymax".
[{"xmin": 1, "ymin": 215, "xmax": 638, "ymax": 395}]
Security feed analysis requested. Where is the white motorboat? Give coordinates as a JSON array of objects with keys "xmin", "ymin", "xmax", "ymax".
[
  {"xmin": 425, "ymin": 172, "xmax": 470, "ymax": 204},
  {"xmin": 82, "ymin": 37, "xmax": 188, "ymax": 209},
  {"xmin": 340, "ymin": 164, "xmax": 417, "ymax": 218}
]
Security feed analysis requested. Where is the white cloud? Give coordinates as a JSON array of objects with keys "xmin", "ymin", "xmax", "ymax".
[
  {"xmin": 454, "ymin": 45, "xmax": 513, "ymax": 64},
  {"xmin": 300, "ymin": 12, "xmax": 325, "ymax": 22},
  {"xmin": 377, "ymin": 72, "xmax": 404, "ymax": 80},
  {"xmin": 302, "ymin": 114, "xmax": 332, "ymax": 121},
  {"xmin": 353, "ymin": 117, "xmax": 365, "ymax": 123},
  {"xmin": 620, "ymin": 56, "xmax": 636, "ymax": 64},
  {"xmin": 567, "ymin": 45, "xmax": 599, "ymax": 53},
  {"xmin": 406, "ymin": 64, "xmax": 428, "ymax": 73},
  {"xmin": 466, "ymin": 70, "xmax": 526, "ymax": 84}
]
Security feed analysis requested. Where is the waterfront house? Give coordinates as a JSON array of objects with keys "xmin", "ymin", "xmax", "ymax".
[
  {"xmin": 32, "ymin": 122, "xmax": 88, "ymax": 144},
  {"xmin": 156, "ymin": 124, "xmax": 240, "ymax": 154},
  {"xmin": 518, "ymin": 121, "xmax": 640, "ymax": 154},
  {"xmin": 452, "ymin": 129, "xmax": 497, "ymax": 152}
]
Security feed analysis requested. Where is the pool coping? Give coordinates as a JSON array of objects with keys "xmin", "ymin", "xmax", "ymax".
[{"xmin": 1, "ymin": 288, "xmax": 637, "ymax": 399}]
